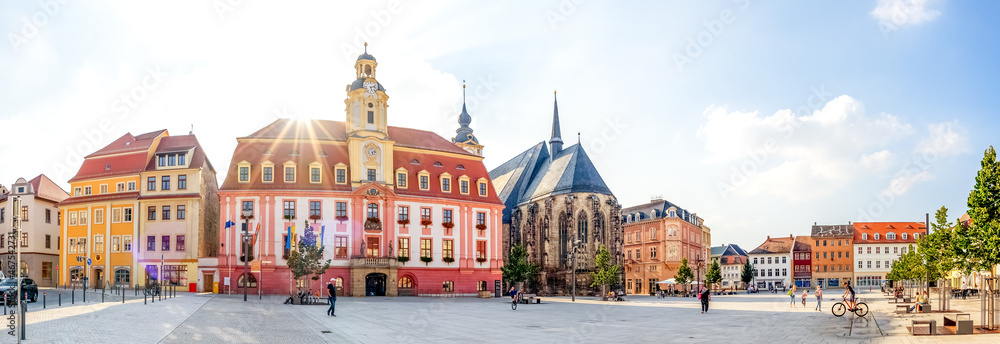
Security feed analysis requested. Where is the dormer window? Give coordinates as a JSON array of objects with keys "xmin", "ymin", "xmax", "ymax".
[
  {"xmin": 459, "ymin": 175, "xmax": 470, "ymax": 195},
  {"xmin": 410, "ymin": 159, "xmax": 420, "ymax": 165},
  {"xmin": 335, "ymin": 163, "xmax": 348, "ymax": 185},
  {"xmin": 106, "ymin": 164, "xmax": 111, "ymax": 171},
  {"xmin": 477, "ymin": 178, "xmax": 489, "ymax": 197},
  {"xmin": 457, "ymin": 164, "xmax": 465, "ymax": 170},
  {"xmin": 168, "ymin": 155, "xmax": 176, "ymax": 166},
  {"xmin": 862, "ymin": 233, "xmax": 868, "ymax": 240},
  {"xmin": 901, "ymin": 233, "xmax": 907, "ymax": 240},
  {"xmin": 874, "ymin": 233, "xmax": 880, "ymax": 240}
]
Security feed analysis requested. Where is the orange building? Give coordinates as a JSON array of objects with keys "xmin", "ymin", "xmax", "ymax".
[
  {"xmin": 621, "ymin": 198, "xmax": 709, "ymax": 295},
  {"xmin": 809, "ymin": 224, "xmax": 854, "ymax": 289},
  {"xmin": 59, "ymin": 130, "xmax": 218, "ymax": 290}
]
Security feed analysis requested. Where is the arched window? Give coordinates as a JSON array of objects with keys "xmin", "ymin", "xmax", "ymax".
[
  {"xmin": 335, "ymin": 277, "xmax": 343, "ymax": 287},
  {"xmin": 577, "ymin": 212, "xmax": 589, "ymax": 244},
  {"xmin": 398, "ymin": 276, "xmax": 413, "ymax": 288},
  {"xmin": 239, "ymin": 273, "xmax": 257, "ymax": 288},
  {"xmin": 886, "ymin": 232, "xmax": 896, "ymax": 240},
  {"xmin": 901, "ymin": 233, "xmax": 907, "ymax": 240},
  {"xmin": 862, "ymin": 233, "xmax": 868, "ymax": 240}
]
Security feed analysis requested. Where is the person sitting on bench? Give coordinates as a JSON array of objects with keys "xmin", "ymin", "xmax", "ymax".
[{"xmin": 908, "ymin": 291, "xmax": 928, "ymax": 312}]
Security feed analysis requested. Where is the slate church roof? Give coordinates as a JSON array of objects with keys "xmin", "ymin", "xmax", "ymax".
[{"xmin": 489, "ymin": 93, "xmax": 613, "ymax": 223}]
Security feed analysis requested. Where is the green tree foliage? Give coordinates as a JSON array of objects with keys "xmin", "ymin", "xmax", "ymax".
[
  {"xmin": 675, "ymin": 257, "xmax": 694, "ymax": 291},
  {"xmin": 590, "ymin": 245, "xmax": 621, "ymax": 297},
  {"xmin": 888, "ymin": 244, "xmax": 924, "ymax": 282},
  {"xmin": 740, "ymin": 260, "xmax": 755, "ymax": 288},
  {"xmin": 955, "ymin": 146, "xmax": 1000, "ymax": 274},
  {"xmin": 286, "ymin": 222, "xmax": 332, "ymax": 282},
  {"xmin": 917, "ymin": 206, "xmax": 956, "ymax": 281},
  {"xmin": 501, "ymin": 244, "xmax": 540, "ymax": 287},
  {"xmin": 705, "ymin": 260, "xmax": 722, "ymax": 290}
]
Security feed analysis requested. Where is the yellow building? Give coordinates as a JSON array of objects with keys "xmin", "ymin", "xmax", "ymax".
[{"xmin": 59, "ymin": 130, "xmax": 218, "ymax": 290}]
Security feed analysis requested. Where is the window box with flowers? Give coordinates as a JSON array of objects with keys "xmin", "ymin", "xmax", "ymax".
[
  {"xmin": 241, "ymin": 214, "xmax": 255, "ymax": 220},
  {"xmin": 420, "ymin": 219, "xmax": 433, "ymax": 227},
  {"xmin": 476, "ymin": 257, "xmax": 487, "ymax": 265},
  {"xmin": 335, "ymin": 215, "xmax": 348, "ymax": 222},
  {"xmin": 308, "ymin": 215, "xmax": 322, "ymax": 221},
  {"xmin": 397, "ymin": 256, "xmax": 410, "ymax": 264},
  {"xmin": 442, "ymin": 222, "xmax": 455, "ymax": 229},
  {"xmin": 420, "ymin": 256, "xmax": 432, "ymax": 265},
  {"xmin": 364, "ymin": 217, "xmax": 382, "ymax": 231},
  {"xmin": 283, "ymin": 215, "xmax": 295, "ymax": 221},
  {"xmin": 443, "ymin": 257, "xmax": 455, "ymax": 264},
  {"xmin": 397, "ymin": 219, "xmax": 410, "ymax": 226}
]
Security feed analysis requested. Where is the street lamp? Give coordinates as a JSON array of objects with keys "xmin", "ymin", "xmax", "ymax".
[
  {"xmin": 570, "ymin": 240, "xmax": 582, "ymax": 302},
  {"xmin": 241, "ymin": 209, "xmax": 253, "ymax": 302},
  {"xmin": 696, "ymin": 253, "xmax": 704, "ymax": 293}
]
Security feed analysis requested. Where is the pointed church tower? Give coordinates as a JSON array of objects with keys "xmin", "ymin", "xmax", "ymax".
[
  {"xmin": 549, "ymin": 91, "xmax": 563, "ymax": 157},
  {"xmin": 452, "ymin": 81, "xmax": 484, "ymax": 156}
]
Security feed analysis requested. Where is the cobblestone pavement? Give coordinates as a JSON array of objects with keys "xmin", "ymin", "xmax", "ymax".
[{"xmin": 1, "ymin": 289, "xmax": 998, "ymax": 343}]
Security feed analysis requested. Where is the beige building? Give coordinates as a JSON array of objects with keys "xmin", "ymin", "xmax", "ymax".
[{"xmin": 0, "ymin": 175, "xmax": 69, "ymax": 287}]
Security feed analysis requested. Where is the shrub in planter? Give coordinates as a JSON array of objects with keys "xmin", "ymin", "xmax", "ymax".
[
  {"xmin": 397, "ymin": 219, "xmax": 410, "ymax": 226},
  {"xmin": 397, "ymin": 256, "xmax": 410, "ymax": 263},
  {"xmin": 283, "ymin": 215, "xmax": 295, "ymax": 221},
  {"xmin": 420, "ymin": 219, "xmax": 433, "ymax": 227},
  {"xmin": 441, "ymin": 222, "xmax": 455, "ymax": 229},
  {"xmin": 335, "ymin": 215, "xmax": 348, "ymax": 222},
  {"xmin": 420, "ymin": 256, "xmax": 432, "ymax": 265},
  {"xmin": 443, "ymin": 257, "xmax": 455, "ymax": 264},
  {"xmin": 364, "ymin": 217, "xmax": 382, "ymax": 231}
]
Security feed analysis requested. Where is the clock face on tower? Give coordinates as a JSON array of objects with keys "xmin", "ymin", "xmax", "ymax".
[
  {"xmin": 363, "ymin": 81, "xmax": 377, "ymax": 94},
  {"xmin": 367, "ymin": 147, "xmax": 378, "ymax": 157}
]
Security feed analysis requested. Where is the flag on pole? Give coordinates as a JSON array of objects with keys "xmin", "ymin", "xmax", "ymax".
[
  {"xmin": 285, "ymin": 226, "xmax": 292, "ymax": 250},
  {"xmin": 320, "ymin": 225, "xmax": 326, "ymax": 247},
  {"xmin": 291, "ymin": 225, "xmax": 296, "ymax": 250},
  {"xmin": 225, "ymin": 220, "xmax": 235, "ymax": 229},
  {"xmin": 252, "ymin": 223, "xmax": 260, "ymax": 248}
]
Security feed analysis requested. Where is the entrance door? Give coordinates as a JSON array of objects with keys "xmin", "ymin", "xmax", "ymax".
[
  {"xmin": 365, "ymin": 273, "xmax": 386, "ymax": 296},
  {"xmin": 366, "ymin": 237, "xmax": 380, "ymax": 257},
  {"xmin": 93, "ymin": 269, "xmax": 104, "ymax": 289},
  {"xmin": 204, "ymin": 274, "xmax": 214, "ymax": 292}
]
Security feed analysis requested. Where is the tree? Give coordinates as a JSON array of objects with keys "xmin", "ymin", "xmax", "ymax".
[
  {"xmin": 705, "ymin": 260, "xmax": 722, "ymax": 291},
  {"xmin": 962, "ymin": 146, "xmax": 1000, "ymax": 274},
  {"xmin": 286, "ymin": 222, "xmax": 332, "ymax": 285},
  {"xmin": 740, "ymin": 260, "xmax": 755, "ymax": 290},
  {"xmin": 590, "ymin": 245, "xmax": 621, "ymax": 300},
  {"xmin": 675, "ymin": 257, "xmax": 694, "ymax": 293},
  {"xmin": 501, "ymin": 244, "xmax": 540, "ymax": 292},
  {"xmin": 917, "ymin": 206, "xmax": 957, "ymax": 296}
]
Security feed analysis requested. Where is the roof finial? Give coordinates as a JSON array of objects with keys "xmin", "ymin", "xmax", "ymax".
[
  {"xmin": 189, "ymin": 124, "xmax": 194, "ymax": 135},
  {"xmin": 578, "ymin": 132, "xmax": 581, "ymax": 143},
  {"xmin": 462, "ymin": 79, "xmax": 466, "ymax": 102},
  {"xmin": 364, "ymin": 42, "xmax": 368, "ymax": 53}
]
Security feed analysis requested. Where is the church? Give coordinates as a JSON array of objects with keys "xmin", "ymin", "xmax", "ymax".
[
  {"xmin": 489, "ymin": 93, "xmax": 622, "ymax": 296},
  {"xmin": 211, "ymin": 45, "xmax": 506, "ymax": 297}
]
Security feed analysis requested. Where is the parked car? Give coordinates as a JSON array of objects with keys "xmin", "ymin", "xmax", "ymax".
[{"xmin": 0, "ymin": 278, "xmax": 38, "ymax": 303}]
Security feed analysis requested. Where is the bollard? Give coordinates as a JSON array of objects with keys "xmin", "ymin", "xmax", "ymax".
[
  {"xmin": 83, "ymin": 288, "xmax": 86, "ymax": 303},
  {"xmin": 72, "ymin": 289, "xmax": 75, "ymax": 304},
  {"xmin": 59, "ymin": 290, "xmax": 61, "ymax": 306},
  {"xmin": 144, "ymin": 291, "xmax": 147, "ymax": 305},
  {"xmin": 102, "ymin": 290, "xmax": 104, "ymax": 303},
  {"xmin": 43, "ymin": 291, "xmax": 45, "ymax": 309}
]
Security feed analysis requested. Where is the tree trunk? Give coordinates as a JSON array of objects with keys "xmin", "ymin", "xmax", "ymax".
[{"xmin": 601, "ymin": 285, "xmax": 608, "ymax": 301}]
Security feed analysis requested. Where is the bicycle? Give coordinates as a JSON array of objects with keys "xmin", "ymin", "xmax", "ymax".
[
  {"xmin": 511, "ymin": 293, "xmax": 522, "ymax": 310},
  {"xmin": 831, "ymin": 297, "xmax": 868, "ymax": 317}
]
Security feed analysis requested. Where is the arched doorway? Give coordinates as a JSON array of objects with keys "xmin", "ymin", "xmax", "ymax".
[
  {"xmin": 365, "ymin": 273, "xmax": 386, "ymax": 296},
  {"xmin": 93, "ymin": 268, "xmax": 104, "ymax": 289},
  {"xmin": 398, "ymin": 275, "xmax": 416, "ymax": 296}
]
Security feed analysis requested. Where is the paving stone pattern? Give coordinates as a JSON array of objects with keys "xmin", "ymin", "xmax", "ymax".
[{"xmin": 2, "ymin": 289, "xmax": 999, "ymax": 343}]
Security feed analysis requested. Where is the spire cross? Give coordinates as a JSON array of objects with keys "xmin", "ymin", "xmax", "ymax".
[{"xmin": 364, "ymin": 42, "xmax": 368, "ymax": 53}]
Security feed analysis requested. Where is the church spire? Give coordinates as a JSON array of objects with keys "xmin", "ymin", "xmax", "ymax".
[
  {"xmin": 453, "ymin": 80, "xmax": 483, "ymax": 156},
  {"xmin": 549, "ymin": 90, "xmax": 563, "ymax": 156}
]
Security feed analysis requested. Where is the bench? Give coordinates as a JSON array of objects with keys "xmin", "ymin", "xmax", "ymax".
[
  {"xmin": 520, "ymin": 293, "xmax": 540, "ymax": 304},
  {"xmin": 896, "ymin": 305, "xmax": 910, "ymax": 314},
  {"xmin": 944, "ymin": 313, "xmax": 973, "ymax": 335},
  {"xmin": 917, "ymin": 303, "xmax": 931, "ymax": 313},
  {"xmin": 911, "ymin": 319, "xmax": 936, "ymax": 335}
]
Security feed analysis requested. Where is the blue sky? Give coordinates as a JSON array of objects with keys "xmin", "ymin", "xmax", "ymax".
[{"xmin": 1, "ymin": 0, "xmax": 996, "ymax": 250}]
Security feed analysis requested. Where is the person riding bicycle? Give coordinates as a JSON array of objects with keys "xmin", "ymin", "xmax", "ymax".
[
  {"xmin": 843, "ymin": 281, "xmax": 857, "ymax": 310},
  {"xmin": 509, "ymin": 287, "xmax": 518, "ymax": 302}
]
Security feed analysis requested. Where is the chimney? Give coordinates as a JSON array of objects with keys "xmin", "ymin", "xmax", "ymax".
[{"xmin": 766, "ymin": 235, "xmax": 770, "ymax": 240}]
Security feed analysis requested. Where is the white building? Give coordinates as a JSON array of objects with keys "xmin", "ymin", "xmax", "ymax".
[
  {"xmin": 852, "ymin": 222, "xmax": 924, "ymax": 288},
  {"xmin": 0, "ymin": 175, "xmax": 69, "ymax": 287},
  {"xmin": 748, "ymin": 235, "xmax": 795, "ymax": 290},
  {"xmin": 710, "ymin": 244, "xmax": 748, "ymax": 289}
]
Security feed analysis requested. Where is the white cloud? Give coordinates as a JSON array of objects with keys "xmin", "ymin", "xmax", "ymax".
[
  {"xmin": 884, "ymin": 170, "xmax": 933, "ymax": 196},
  {"xmin": 699, "ymin": 95, "xmax": 918, "ymax": 201},
  {"xmin": 915, "ymin": 120, "xmax": 967, "ymax": 157},
  {"xmin": 872, "ymin": 0, "xmax": 941, "ymax": 30}
]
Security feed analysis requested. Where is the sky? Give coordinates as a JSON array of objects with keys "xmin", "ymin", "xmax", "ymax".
[{"xmin": 2, "ymin": 0, "xmax": 998, "ymax": 252}]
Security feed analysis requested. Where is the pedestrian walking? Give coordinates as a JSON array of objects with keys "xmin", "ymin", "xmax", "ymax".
[
  {"xmin": 699, "ymin": 286, "xmax": 711, "ymax": 314},
  {"xmin": 814, "ymin": 286, "xmax": 823, "ymax": 311},
  {"xmin": 789, "ymin": 285, "xmax": 797, "ymax": 307},
  {"xmin": 327, "ymin": 278, "xmax": 337, "ymax": 317},
  {"xmin": 801, "ymin": 289, "xmax": 807, "ymax": 307}
]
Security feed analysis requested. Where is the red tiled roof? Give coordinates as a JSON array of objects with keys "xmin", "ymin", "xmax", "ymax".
[
  {"xmin": 87, "ymin": 129, "xmax": 166, "ymax": 158},
  {"xmin": 222, "ymin": 119, "xmax": 501, "ymax": 205},
  {"xmin": 244, "ymin": 119, "xmax": 475, "ymax": 156},
  {"xmin": 57, "ymin": 191, "xmax": 140, "ymax": 207},
  {"xmin": 69, "ymin": 152, "xmax": 150, "ymax": 183},
  {"xmin": 28, "ymin": 174, "xmax": 69, "ymax": 203},
  {"xmin": 853, "ymin": 222, "xmax": 926, "ymax": 244},
  {"xmin": 138, "ymin": 193, "xmax": 201, "ymax": 201},
  {"xmin": 748, "ymin": 236, "xmax": 795, "ymax": 255},
  {"xmin": 792, "ymin": 236, "xmax": 812, "ymax": 252}
]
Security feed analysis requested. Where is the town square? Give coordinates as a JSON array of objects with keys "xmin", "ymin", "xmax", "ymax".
[{"xmin": 2, "ymin": 1, "xmax": 1000, "ymax": 343}]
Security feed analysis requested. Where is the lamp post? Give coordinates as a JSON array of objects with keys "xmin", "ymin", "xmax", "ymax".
[
  {"xmin": 241, "ymin": 209, "xmax": 252, "ymax": 302},
  {"xmin": 696, "ymin": 253, "xmax": 704, "ymax": 293},
  {"xmin": 570, "ymin": 240, "xmax": 582, "ymax": 302}
]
